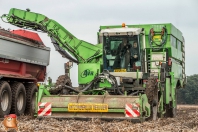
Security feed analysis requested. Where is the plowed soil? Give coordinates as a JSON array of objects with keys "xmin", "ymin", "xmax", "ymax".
[{"xmin": 1, "ymin": 105, "xmax": 198, "ymax": 132}]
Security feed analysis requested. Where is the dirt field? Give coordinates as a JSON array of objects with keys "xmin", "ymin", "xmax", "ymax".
[{"xmin": 0, "ymin": 105, "xmax": 198, "ymax": 132}]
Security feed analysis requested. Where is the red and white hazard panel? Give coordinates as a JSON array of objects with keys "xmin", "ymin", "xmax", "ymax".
[
  {"xmin": 38, "ymin": 102, "xmax": 52, "ymax": 116},
  {"xmin": 125, "ymin": 103, "xmax": 140, "ymax": 117}
]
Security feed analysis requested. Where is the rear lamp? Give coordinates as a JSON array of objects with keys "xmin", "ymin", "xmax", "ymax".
[
  {"xmin": 168, "ymin": 57, "xmax": 172, "ymax": 66},
  {"xmin": 122, "ymin": 23, "xmax": 126, "ymax": 27}
]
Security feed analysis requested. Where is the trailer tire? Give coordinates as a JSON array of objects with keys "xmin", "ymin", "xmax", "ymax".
[
  {"xmin": 25, "ymin": 83, "xmax": 38, "ymax": 116},
  {"xmin": 10, "ymin": 82, "xmax": 26, "ymax": 116},
  {"xmin": 0, "ymin": 81, "xmax": 12, "ymax": 117}
]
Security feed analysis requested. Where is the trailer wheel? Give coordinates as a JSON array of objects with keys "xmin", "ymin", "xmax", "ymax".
[
  {"xmin": 25, "ymin": 83, "xmax": 38, "ymax": 116},
  {"xmin": 10, "ymin": 82, "xmax": 26, "ymax": 116},
  {"xmin": 0, "ymin": 81, "xmax": 12, "ymax": 117}
]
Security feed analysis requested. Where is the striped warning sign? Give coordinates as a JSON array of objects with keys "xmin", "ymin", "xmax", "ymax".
[
  {"xmin": 125, "ymin": 103, "xmax": 140, "ymax": 117},
  {"xmin": 38, "ymin": 102, "xmax": 52, "ymax": 116}
]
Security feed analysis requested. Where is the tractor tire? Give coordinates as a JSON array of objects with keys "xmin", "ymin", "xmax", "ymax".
[
  {"xmin": 145, "ymin": 77, "xmax": 158, "ymax": 121},
  {"xmin": 145, "ymin": 77, "xmax": 157, "ymax": 104},
  {"xmin": 165, "ymin": 104, "xmax": 177, "ymax": 118},
  {"xmin": 25, "ymin": 83, "xmax": 38, "ymax": 116},
  {"xmin": 171, "ymin": 107, "xmax": 177, "ymax": 118},
  {"xmin": 10, "ymin": 82, "xmax": 26, "ymax": 116},
  {"xmin": 165, "ymin": 89, "xmax": 177, "ymax": 118},
  {"xmin": 0, "ymin": 81, "xmax": 12, "ymax": 117},
  {"xmin": 50, "ymin": 75, "xmax": 72, "ymax": 94}
]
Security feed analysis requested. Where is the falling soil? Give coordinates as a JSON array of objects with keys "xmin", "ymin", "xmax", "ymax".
[{"xmin": 1, "ymin": 105, "xmax": 198, "ymax": 132}]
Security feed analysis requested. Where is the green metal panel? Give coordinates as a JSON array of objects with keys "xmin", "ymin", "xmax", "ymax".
[
  {"xmin": 169, "ymin": 72, "xmax": 176, "ymax": 108},
  {"xmin": 165, "ymin": 78, "xmax": 171, "ymax": 104},
  {"xmin": 140, "ymin": 94, "xmax": 150, "ymax": 118},
  {"xmin": 177, "ymin": 51, "xmax": 182, "ymax": 61},
  {"xmin": 37, "ymin": 85, "xmax": 51, "ymax": 103},
  {"xmin": 170, "ymin": 44, "xmax": 183, "ymax": 61},
  {"xmin": 40, "ymin": 95, "xmax": 141, "ymax": 109},
  {"xmin": 100, "ymin": 23, "xmax": 183, "ymax": 41},
  {"xmin": 35, "ymin": 93, "xmax": 150, "ymax": 119},
  {"xmin": 171, "ymin": 47, "xmax": 178, "ymax": 60},
  {"xmin": 99, "ymin": 80, "xmax": 112, "ymax": 88},
  {"xmin": 172, "ymin": 87, "xmax": 176, "ymax": 108},
  {"xmin": 78, "ymin": 63, "xmax": 101, "ymax": 84},
  {"xmin": 35, "ymin": 84, "xmax": 151, "ymax": 119},
  {"xmin": 171, "ymin": 61, "xmax": 182, "ymax": 79}
]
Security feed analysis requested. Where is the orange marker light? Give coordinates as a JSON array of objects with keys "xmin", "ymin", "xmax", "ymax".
[{"xmin": 122, "ymin": 23, "xmax": 126, "ymax": 27}]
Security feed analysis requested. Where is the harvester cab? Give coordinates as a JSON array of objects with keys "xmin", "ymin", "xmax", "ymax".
[
  {"xmin": 101, "ymin": 27, "xmax": 142, "ymax": 72},
  {"xmin": 96, "ymin": 26, "xmax": 147, "ymax": 96}
]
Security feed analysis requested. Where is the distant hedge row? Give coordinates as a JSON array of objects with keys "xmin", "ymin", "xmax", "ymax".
[{"xmin": 177, "ymin": 74, "xmax": 198, "ymax": 104}]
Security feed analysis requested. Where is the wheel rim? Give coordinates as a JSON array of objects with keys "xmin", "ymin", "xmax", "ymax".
[
  {"xmin": 1, "ymin": 90, "xmax": 9, "ymax": 111},
  {"xmin": 17, "ymin": 92, "xmax": 24, "ymax": 111}
]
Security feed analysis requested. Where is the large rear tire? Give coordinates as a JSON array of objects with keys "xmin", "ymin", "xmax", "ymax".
[
  {"xmin": 0, "ymin": 81, "xmax": 12, "ymax": 117},
  {"xmin": 25, "ymin": 83, "xmax": 38, "ymax": 116},
  {"xmin": 165, "ymin": 89, "xmax": 177, "ymax": 118},
  {"xmin": 165, "ymin": 103, "xmax": 177, "ymax": 118},
  {"xmin": 10, "ymin": 82, "xmax": 26, "ymax": 116},
  {"xmin": 145, "ymin": 77, "xmax": 158, "ymax": 120}
]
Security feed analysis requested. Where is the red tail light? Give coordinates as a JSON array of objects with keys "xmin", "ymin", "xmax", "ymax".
[{"xmin": 168, "ymin": 57, "xmax": 172, "ymax": 66}]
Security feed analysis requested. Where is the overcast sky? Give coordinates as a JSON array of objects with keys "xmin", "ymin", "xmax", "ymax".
[{"xmin": 0, "ymin": 0, "xmax": 197, "ymax": 86}]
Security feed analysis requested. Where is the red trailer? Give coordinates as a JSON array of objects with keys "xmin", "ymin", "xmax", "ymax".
[{"xmin": 0, "ymin": 28, "xmax": 50, "ymax": 117}]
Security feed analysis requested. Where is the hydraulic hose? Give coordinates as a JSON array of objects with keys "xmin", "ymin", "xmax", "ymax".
[
  {"xmin": 148, "ymin": 27, "xmax": 167, "ymax": 50},
  {"xmin": 64, "ymin": 71, "xmax": 119, "ymax": 94},
  {"xmin": 64, "ymin": 85, "xmax": 80, "ymax": 93},
  {"xmin": 64, "ymin": 76, "xmax": 100, "ymax": 93},
  {"xmin": 80, "ymin": 77, "xmax": 100, "ymax": 92}
]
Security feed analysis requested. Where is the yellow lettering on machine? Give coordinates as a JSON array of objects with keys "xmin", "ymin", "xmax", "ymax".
[{"xmin": 68, "ymin": 103, "xmax": 108, "ymax": 112}]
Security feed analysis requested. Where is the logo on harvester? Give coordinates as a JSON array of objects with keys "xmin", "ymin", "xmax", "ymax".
[{"xmin": 81, "ymin": 69, "xmax": 94, "ymax": 78}]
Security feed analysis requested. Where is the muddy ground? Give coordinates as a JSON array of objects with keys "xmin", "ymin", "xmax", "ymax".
[{"xmin": 0, "ymin": 105, "xmax": 198, "ymax": 132}]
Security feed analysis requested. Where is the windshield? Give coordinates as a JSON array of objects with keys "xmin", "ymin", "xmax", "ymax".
[{"xmin": 103, "ymin": 35, "xmax": 141, "ymax": 72}]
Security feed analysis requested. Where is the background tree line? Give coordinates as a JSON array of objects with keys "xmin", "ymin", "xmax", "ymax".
[{"xmin": 177, "ymin": 74, "xmax": 198, "ymax": 104}]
